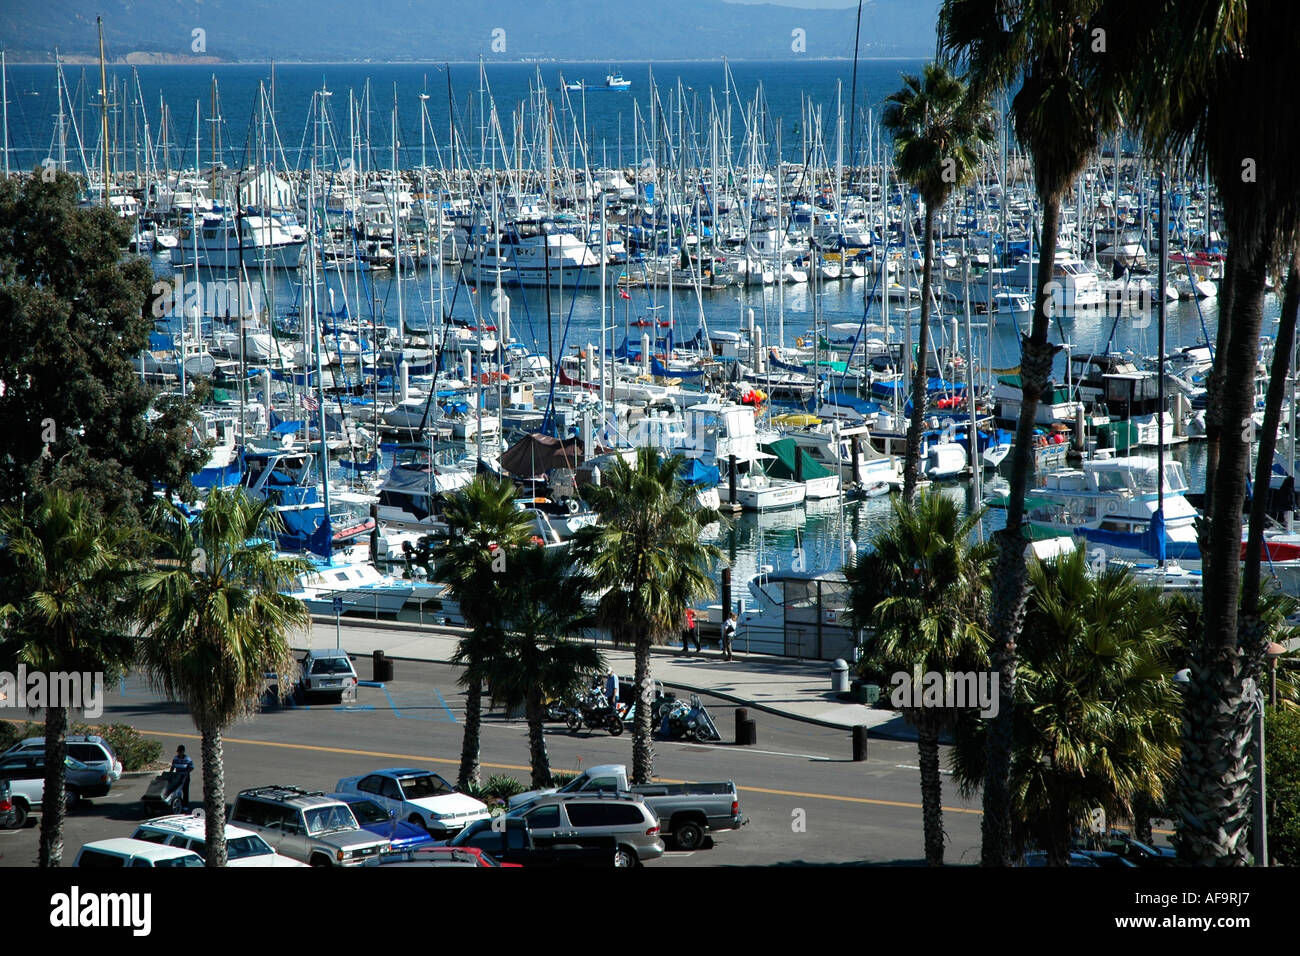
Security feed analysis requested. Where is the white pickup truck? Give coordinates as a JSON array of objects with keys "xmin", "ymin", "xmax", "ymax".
[{"xmin": 508, "ymin": 763, "xmax": 747, "ymax": 851}]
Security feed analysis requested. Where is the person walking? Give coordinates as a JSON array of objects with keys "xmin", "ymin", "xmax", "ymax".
[
  {"xmin": 682, "ymin": 607, "xmax": 698, "ymax": 654},
  {"xmin": 170, "ymin": 745, "xmax": 195, "ymax": 810},
  {"xmin": 722, "ymin": 613, "xmax": 737, "ymax": 661}
]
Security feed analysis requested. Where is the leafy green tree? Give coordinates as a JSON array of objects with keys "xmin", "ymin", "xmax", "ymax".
[
  {"xmin": 431, "ymin": 475, "xmax": 535, "ymax": 791},
  {"xmin": 489, "ymin": 545, "xmax": 604, "ymax": 788},
  {"xmin": 882, "ymin": 63, "xmax": 995, "ymax": 500},
  {"xmin": 0, "ymin": 171, "xmax": 204, "ymax": 524},
  {"xmin": 572, "ymin": 448, "xmax": 721, "ymax": 784},
  {"xmin": 951, "ymin": 549, "xmax": 1182, "ymax": 865},
  {"xmin": 134, "ymin": 488, "xmax": 309, "ymax": 867},
  {"xmin": 0, "ymin": 489, "xmax": 138, "ymax": 866},
  {"xmin": 939, "ymin": 0, "xmax": 1124, "ymax": 865},
  {"xmin": 1265, "ymin": 704, "xmax": 1300, "ymax": 866},
  {"xmin": 848, "ymin": 491, "xmax": 992, "ymax": 864}
]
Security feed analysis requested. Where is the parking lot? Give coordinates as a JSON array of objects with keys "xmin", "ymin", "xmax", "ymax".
[{"xmin": 0, "ymin": 659, "xmax": 985, "ymax": 867}]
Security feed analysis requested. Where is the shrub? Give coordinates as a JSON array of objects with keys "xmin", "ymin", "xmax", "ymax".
[
  {"xmin": 1267, "ymin": 705, "xmax": 1300, "ymax": 866},
  {"xmin": 0, "ymin": 720, "xmax": 45, "ymax": 752},
  {"xmin": 98, "ymin": 724, "xmax": 164, "ymax": 772}
]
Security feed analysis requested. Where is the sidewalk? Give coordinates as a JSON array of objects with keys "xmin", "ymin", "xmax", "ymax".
[{"xmin": 306, "ymin": 615, "xmax": 913, "ymax": 740}]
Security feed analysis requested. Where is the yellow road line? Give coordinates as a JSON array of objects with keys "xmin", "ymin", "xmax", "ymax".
[{"xmin": 132, "ymin": 727, "xmax": 984, "ymax": 816}]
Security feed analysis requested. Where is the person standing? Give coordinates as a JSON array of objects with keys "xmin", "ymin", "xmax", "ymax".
[
  {"xmin": 722, "ymin": 613, "xmax": 737, "ymax": 661},
  {"xmin": 682, "ymin": 607, "xmax": 698, "ymax": 654},
  {"xmin": 604, "ymin": 670, "xmax": 620, "ymax": 715},
  {"xmin": 170, "ymin": 745, "xmax": 195, "ymax": 810}
]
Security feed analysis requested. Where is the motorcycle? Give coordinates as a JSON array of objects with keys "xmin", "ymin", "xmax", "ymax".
[
  {"xmin": 655, "ymin": 693, "xmax": 722, "ymax": 742},
  {"xmin": 564, "ymin": 689, "xmax": 624, "ymax": 736}
]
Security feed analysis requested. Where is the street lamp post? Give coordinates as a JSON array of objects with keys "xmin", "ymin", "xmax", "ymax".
[{"xmin": 1246, "ymin": 677, "xmax": 1268, "ymax": 867}]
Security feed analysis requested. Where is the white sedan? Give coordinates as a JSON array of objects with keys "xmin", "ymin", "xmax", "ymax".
[{"xmin": 336, "ymin": 768, "xmax": 490, "ymax": 838}]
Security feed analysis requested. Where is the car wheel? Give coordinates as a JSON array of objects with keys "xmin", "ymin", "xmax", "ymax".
[
  {"xmin": 65, "ymin": 789, "xmax": 80, "ymax": 811},
  {"xmin": 673, "ymin": 821, "xmax": 704, "ymax": 851},
  {"xmin": 309, "ymin": 855, "xmax": 332, "ymax": 867},
  {"xmin": 408, "ymin": 814, "xmax": 430, "ymax": 834},
  {"xmin": 5, "ymin": 801, "xmax": 27, "ymax": 830},
  {"xmin": 614, "ymin": 846, "xmax": 636, "ymax": 868}
]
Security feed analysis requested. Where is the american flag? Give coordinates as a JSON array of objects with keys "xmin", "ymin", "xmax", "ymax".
[{"xmin": 300, "ymin": 393, "xmax": 320, "ymax": 412}]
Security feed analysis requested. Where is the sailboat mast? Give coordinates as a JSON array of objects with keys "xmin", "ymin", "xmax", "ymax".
[{"xmin": 97, "ymin": 17, "xmax": 110, "ymax": 207}]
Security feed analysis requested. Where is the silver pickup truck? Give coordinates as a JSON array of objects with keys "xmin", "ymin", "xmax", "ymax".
[{"xmin": 507, "ymin": 763, "xmax": 747, "ymax": 851}]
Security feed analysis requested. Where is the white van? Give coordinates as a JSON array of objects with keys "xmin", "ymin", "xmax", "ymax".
[{"xmin": 75, "ymin": 838, "xmax": 205, "ymax": 868}]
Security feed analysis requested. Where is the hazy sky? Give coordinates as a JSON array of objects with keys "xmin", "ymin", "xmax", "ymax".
[{"xmin": 723, "ymin": 0, "xmax": 865, "ymax": 6}]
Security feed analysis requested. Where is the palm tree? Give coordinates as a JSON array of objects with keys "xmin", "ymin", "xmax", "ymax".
[
  {"xmin": 951, "ymin": 549, "xmax": 1182, "ymax": 865},
  {"xmin": 489, "ymin": 545, "xmax": 604, "ymax": 788},
  {"xmin": 882, "ymin": 63, "xmax": 995, "ymax": 500},
  {"xmin": 939, "ymin": 0, "xmax": 1123, "ymax": 865},
  {"xmin": 0, "ymin": 489, "xmax": 137, "ymax": 866},
  {"xmin": 431, "ymin": 475, "xmax": 535, "ymax": 791},
  {"xmin": 1100, "ymin": 0, "xmax": 1300, "ymax": 864},
  {"xmin": 134, "ymin": 488, "xmax": 310, "ymax": 867},
  {"xmin": 571, "ymin": 448, "xmax": 721, "ymax": 784},
  {"xmin": 847, "ymin": 491, "xmax": 992, "ymax": 865}
]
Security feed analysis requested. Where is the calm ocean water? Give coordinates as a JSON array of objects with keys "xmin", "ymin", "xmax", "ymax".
[{"xmin": 4, "ymin": 59, "xmax": 1267, "ymax": 586}]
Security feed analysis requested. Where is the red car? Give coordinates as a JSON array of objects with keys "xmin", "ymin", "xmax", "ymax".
[{"xmin": 366, "ymin": 845, "xmax": 522, "ymax": 868}]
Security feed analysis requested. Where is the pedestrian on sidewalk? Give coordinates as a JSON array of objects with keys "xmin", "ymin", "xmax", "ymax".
[
  {"xmin": 682, "ymin": 607, "xmax": 697, "ymax": 654},
  {"xmin": 722, "ymin": 613, "xmax": 737, "ymax": 661}
]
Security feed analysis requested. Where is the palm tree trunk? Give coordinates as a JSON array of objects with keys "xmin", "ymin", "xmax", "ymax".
[
  {"xmin": 1243, "ymin": 250, "xmax": 1300, "ymax": 615},
  {"xmin": 916, "ymin": 715, "xmax": 944, "ymax": 866},
  {"xmin": 1178, "ymin": 246, "xmax": 1270, "ymax": 865},
  {"xmin": 38, "ymin": 705, "xmax": 68, "ymax": 868},
  {"xmin": 1045, "ymin": 790, "xmax": 1071, "ymax": 867},
  {"xmin": 631, "ymin": 637, "xmax": 654, "ymax": 785},
  {"xmin": 903, "ymin": 205, "xmax": 936, "ymax": 500},
  {"xmin": 982, "ymin": 194, "xmax": 1063, "ymax": 866},
  {"xmin": 525, "ymin": 689, "xmax": 552, "ymax": 789},
  {"xmin": 458, "ymin": 678, "xmax": 483, "ymax": 791},
  {"xmin": 1201, "ymin": 254, "xmax": 1236, "ymax": 528},
  {"xmin": 201, "ymin": 725, "xmax": 227, "ymax": 867}
]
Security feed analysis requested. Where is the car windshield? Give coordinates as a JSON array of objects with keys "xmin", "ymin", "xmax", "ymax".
[
  {"xmin": 155, "ymin": 855, "xmax": 205, "ymax": 868},
  {"xmin": 398, "ymin": 774, "xmax": 454, "ymax": 800},
  {"xmin": 344, "ymin": 799, "xmax": 389, "ymax": 825},
  {"xmin": 227, "ymin": 835, "xmax": 274, "ymax": 860},
  {"xmin": 310, "ymin": 658, "xmax": 353, "ymax": 675},
  {"xmin": 304, "ymin": 805, "xmax": 358, "ymax": 835}
]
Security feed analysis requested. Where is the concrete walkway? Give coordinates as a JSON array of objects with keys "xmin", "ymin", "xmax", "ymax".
[{"xmin": 306, "ymin": 615, "xmax": 913, "ymax": 740}]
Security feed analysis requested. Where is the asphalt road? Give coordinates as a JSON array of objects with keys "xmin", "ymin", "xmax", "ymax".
[{"xmin": 0, "ymin": 659, "xmax": 984, "ymax": 867}]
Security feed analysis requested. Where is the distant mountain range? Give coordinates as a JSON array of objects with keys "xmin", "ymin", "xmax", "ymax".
[{"xmin": 1, "ymin": 0, "xmax": 940, "ymax": 63}]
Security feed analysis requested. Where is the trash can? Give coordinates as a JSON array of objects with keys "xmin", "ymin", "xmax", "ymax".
[
  {"xmin": 373, "ymin": 650, "xmax": 393, "ymax": 683},
  {"xmin": 830, "ymin": 659, "xmax": 850, "ymax": 693}
]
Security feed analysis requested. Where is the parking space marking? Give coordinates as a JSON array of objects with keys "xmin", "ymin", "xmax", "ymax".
[
  {"xmin": 433, "ymin": 688, "xmax": 457, "ymax": 723},
  {"xmin": 380, "ymin": 685, "xmax": 457, "ymax": 722}
]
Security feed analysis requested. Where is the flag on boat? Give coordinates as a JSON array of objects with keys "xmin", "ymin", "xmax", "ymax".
[
  {"xmin": 300, "ymin": 393, "xmax": 320, "ymax": 412},
  {"xmin": 619, "ymin": 289, "xmax": 631, "ymax": 300}
]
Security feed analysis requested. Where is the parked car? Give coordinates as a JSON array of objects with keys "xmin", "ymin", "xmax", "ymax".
[
  {"xmin": 443, "ymin": 816, "xmax": 618, "ymax": 868},
  {"xmin": 1023, "ymin": 851, "xmax": 1101, "ymax": 867},
  {"xmin": 298, "ymin": 648, "xmax": 359, "ymax": 702},
  {"xmin": 227, "ymin": 786, "xmax": 389, "ymax": 867},
  {"xmin": 506, "ymin": 792, "xmax": 665, "ymax": 867},
  {"xmin": 75, "ymin": 838, "xmax": 205, "ymax": 868},
  {"xmin": 364, "ymin": 845, "xmax": 521, "ymax": 867},
  {"xmin": 335, "ymin": 768, "xmax": 490, "ymax": 838},
  {"xmin": 329, "ymin": 792, "xmax": 434, "ymax": 851},
  {"xmin": 507, "ymin": 763, "xmax": 746, "ymax": 851},
  {"xmin": 132, "ymin": 812, "xmax": 308, "ymax": 867},
  {"xmin": 0, "ymin": 780, "xmax": 13, "ymax": 829},
  {"xmin": 2, "ymin": 735, "xmax": 123, "ymax": 784},
  {"xmin": 1096, "ymin": 832, "xmax": 1178, "ymax": 867},
  {"xmin": 0, "ymin": 752, "xmax": 110, "ymax": 826}
]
